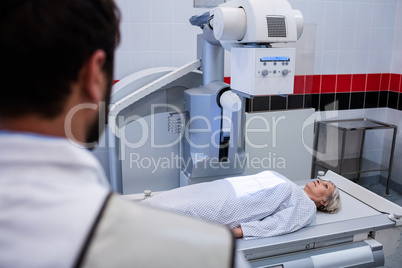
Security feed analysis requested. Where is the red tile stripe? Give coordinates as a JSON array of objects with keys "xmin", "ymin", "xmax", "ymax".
[
  {"xmin": 300, "ymin": 73, "xmax": 401, "ymax": 94},
  {"xmin": 114, "ymin": 73, "xmax": 402, "ymax": 94}
]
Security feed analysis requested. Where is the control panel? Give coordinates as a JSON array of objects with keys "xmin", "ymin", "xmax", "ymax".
[
  {"xmin": 257, "ymin": 56, "xmax": 292, "ymax": 78},
  {"xmin": 230, "ymin": 47, "xmax": 296, "ymax": 97}
]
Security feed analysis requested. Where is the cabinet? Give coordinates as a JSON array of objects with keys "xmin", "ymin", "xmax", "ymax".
[{"xmin": 311, "ymin": 118, "xmax": 397, "ymax": 195}]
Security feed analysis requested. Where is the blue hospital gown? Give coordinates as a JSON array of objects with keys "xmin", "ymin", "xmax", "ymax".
[{"xmin": 140, "ymin": 171, "xmax": 316, "ymax": 239}]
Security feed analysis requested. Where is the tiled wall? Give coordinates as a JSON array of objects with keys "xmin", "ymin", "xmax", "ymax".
[
  {"xmin": 114, "ymin": 0, "xmax": 401, "ymax": 79},
  {"xmin": 113, "ymin": 0, "xmax": 402, "ymax": 190},
  {"xmin": 292, "ymin": 0, "xmax": 397, "ymax": 75},
  {"xmin": 247, "ymin": 73, "xmax": 402, "ymax": 112},
  {"xmin": 114, "ymin": 0, "xmax": 208, "ymax": 79}
]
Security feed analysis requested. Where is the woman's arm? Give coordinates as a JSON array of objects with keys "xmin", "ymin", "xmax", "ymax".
[{"xmin": 232, "ymin": 227, "xmax": 243, "ymax": 238}]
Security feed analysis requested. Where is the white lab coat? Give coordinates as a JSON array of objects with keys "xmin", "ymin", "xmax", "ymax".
[
  {"xmin": 0, "ymin": 132, "xmax": 241, "ymax": 268},
  {"xmin": 0, "ymin": 132, "xmax": 110, "ymax": 268}
]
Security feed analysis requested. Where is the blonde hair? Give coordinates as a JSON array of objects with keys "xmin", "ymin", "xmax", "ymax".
[{"xmin": 318, "ymin": 181, "xmax": 341, "ymax": 214}]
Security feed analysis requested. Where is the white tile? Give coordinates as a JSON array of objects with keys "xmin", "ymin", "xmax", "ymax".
[
  {"xmin": 329, "ymin": 110, "xmax": 348, "ymax": 120},
  {"xmin": 356, "ymin": 3, "xmax": 373, "ymax": 28},
  {"xmin": 361, "ymin": 127, "xmax": 378, "ymax": 153},
  {"xmin": 363, "ymin": 149, "xmax": 383, "ymax": 164},
  {"xmin": 116, "ymin": 23, "xmax": 130, "ymax": 52},
  {"xmin": 384, "ymin": 108, "xmax": 397, "ymax": 124},
  {"xmin": 129, "ymin": 0, "xmax": 152, "ymax": 23},
  {"xmin": 119, "ymin": 0, "xmax": 401, "ymax": 81},
  {"xmin": 393, "ymin": 28, "xmax": 402, "ymax": 50},
  {"xmin": 289, "ymin": 0, "xmax": 309, "ymax": 21},
  {"xmin": 354, "ymin": 0, "xmax": 373, "ymax": 4},
  {"xmin": 115, "ymin": 0, "xmax": 130, "ymax": 23},
  {"xmin": 354, "ymin": 27, "xmax": 371, "ymax": 50},
  {"xmin": 393, "ymin": 132, "xmax": 402, "ymax": 158},
  {"xmin": 371, "ymin": 4, "xmax": 389, "ymax": 28},
  {"xmin": 152, "ymin": 0, "xmax": 174, "ymax": 23},
  {"xmin": 390, "ymin": 155, "xmax": 402, "ymax": 181},
  {"xmin": 313, "ymin": 50, "xmax": 323, "ymax": 74},
  {"xmin": 340, "ymin": 2, "xmax": 357, "ymax": 27},
  {"xmin": 174, "ymin": 51, "xmax": 197, "ymax": 67},
  {"xmin": 193, "ymin": 7, "xmax": 213, "ymax": 15},
  {"xmin": 152, "ymin": 24, "xmax": 174, "ymax": 51},
  {"xmin": 364, "ymin": 108, "xmax": 386, "ymax": 122},
  {"xmin": 322, "ymin": 27, "xmax": 340, "ymax": 50},
  {"xmin": 391, "ymin": 58, "xmax": 402, "ymax": 74},
  {"xmin": 318, "ymin": 110, "xmax": 341, "ymax": 120},
  {"xmin": 383, "ymin": 130, "xmax": 396, "ymax": 154},
  {"xmin": 328, "ymin": 110, "xmax": 349, "ymax": 120},
  {"xmin": 314, "ymin": 25, "xmax": 325, "ymax": 51},
  {"xmin": 321, "ymin": 50, "xmax": 338, "ymax": 74},
  {"xmin": 352, "ymin": 50, "xmax": 369, "ymax": 74},
  {"xmin": 152, "ymin": 52, "xmax": 174, "ymax": 67},
  {"xmin": 307, "ymin": 1, "xmax": 326, "ymax": 26},
  {"xmin": 390, "ymin": 50, "xmax": 402, "ymax": 74},
  {"xmin": 174, "ymin": 0, "xmax": 198, "ymax": 24},
  {"xmin": 374, "ymin": 0, "xmax": 396, "ymax": 4},
  {"xmin": 324, "ymin": 2, "xmax": 341, "ymax": 26},
  {"xmin": 294, "ymin": 23, "xmax": 314, "ymax": 50},
  {"xmin": 394, "ymin": 3, "xmax": 402, "ymax": 28},
  {"xmin": 367, "ymin": 50, "xmax": 386, "ymax": 73},
  {"xmin": 370, "ymin": 28, "xmax": 386, "ymax": 50},
  {"xmin": 173, "ymin": 24, "xmax": 197, "ymax": 51},
  {"xmin": 296, "ymin": 49, "xmax": 315, "ymax": 75},
  {"xmin": 338, "ymin": 27, "xmax": 356, "ymax": 50},
  {"xmin": 395, "ymin": 112, "xmax": 402, "ymax": 136},
  {"xmin": 347, "ymin": 109, "xmax": 365, "ymax": 120},
  {"xmin": 293, "ymin": 38, "xmax": 307, "ymax": 51},
  {"xmin": 129, "ymin": 24, "xmax": 152, "ymax": 51},
  {"xmin": 114, "ymin": 51, "xmax": 132, "ymax": 80},
  {"xmin": 130, "ymin": 51, "xmax": 153, "ymax": 73},
  {"xmin": 376, "ymin": 107, "xmax": 389, "ymax": 118},
  {"xmin": 337, "ymin": 51, "xmax": 354, "ymax": 74},
  {"xmin": 373, "ymin": 131, "xmax": 386, "ymax": 152},
  {"xmin": 303, "ymin": 24, "xmax": 318, "ymax": 50},
  {"xmin": 382, "ymin": 28, "xmax": 395, "ymax": 51},
  {"xmin": 381, "ymin": 50, "xmax": 393, "ymax": 73}
]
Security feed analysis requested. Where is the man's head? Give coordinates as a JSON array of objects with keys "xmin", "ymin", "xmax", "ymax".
[
  {"xmin": 0, "ymin": 0, "xmax": 120, "ymax": 146},
  {"xmin": 304, "ymin": 179, "xmax": 341, "ymax": 214}
]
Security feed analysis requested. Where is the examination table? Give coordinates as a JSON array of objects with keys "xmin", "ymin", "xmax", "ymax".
[{"xmin": 124, "ymin": 171, "xmax": 402, "ymax": 268}]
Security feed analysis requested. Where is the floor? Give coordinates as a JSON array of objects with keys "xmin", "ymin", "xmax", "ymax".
[{"xmin": 357, "ymin": 181, "xmax": 402, "ymax": 268}]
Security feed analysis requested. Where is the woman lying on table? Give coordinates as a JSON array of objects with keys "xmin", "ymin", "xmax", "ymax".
[{"xmin": 140, "ymin": 170, "xmax": 341, "ymax": 239}]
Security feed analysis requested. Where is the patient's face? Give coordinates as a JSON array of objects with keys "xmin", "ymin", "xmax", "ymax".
[{"xmin": 304, "ymin": 179, "xmax": 335, "ymax": 202}]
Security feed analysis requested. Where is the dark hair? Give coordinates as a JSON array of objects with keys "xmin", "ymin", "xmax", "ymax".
[{"xmin": 0, "ymin": 0, "xmax": 120, "ymax": 118}]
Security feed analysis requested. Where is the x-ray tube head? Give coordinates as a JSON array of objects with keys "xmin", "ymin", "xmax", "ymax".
[
  {"xmin": 211, "ymin": 0, "xmax": 304, "ymax": 97},
  {"xmin": 213, "ymin": 7, "xmax": 247, "ymax": 41},
  {"xmin": 212, "ymin": 0, "xmax": 304, "ymax": 47}
]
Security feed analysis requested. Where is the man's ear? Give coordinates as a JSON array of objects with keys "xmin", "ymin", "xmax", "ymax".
[
  {"xmin": 80, "ymin": 49, "xmax": 107, "ymax": 103},
  {"xmin": 320, "ymin": 200, "xmax": 326, "ymax": 207}
]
